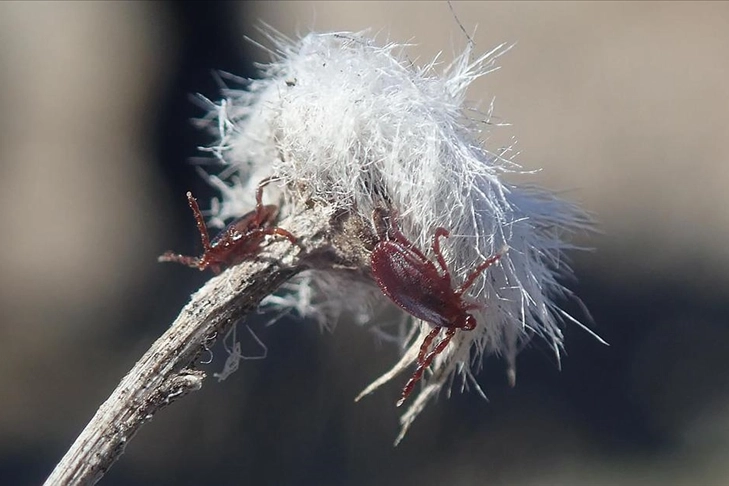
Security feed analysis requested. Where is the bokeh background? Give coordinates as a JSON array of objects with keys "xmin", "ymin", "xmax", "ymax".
[{"xmin": 2, "ymin": 2, "xmax": 728, "ymax": 485}]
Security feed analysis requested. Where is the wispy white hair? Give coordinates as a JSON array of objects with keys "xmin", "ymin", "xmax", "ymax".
[{"xmin": 199, "ymin": 30, "xmax": 597, "ymax": 443}]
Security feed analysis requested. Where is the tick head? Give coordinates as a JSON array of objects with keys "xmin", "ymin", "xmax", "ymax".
[{"xmin": 460, "ymin": 313, "xmax": 477, "ymax": 331}]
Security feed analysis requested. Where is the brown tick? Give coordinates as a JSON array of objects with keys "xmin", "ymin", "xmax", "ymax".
[
  {"xmin": 159, "ymin": 177, "xmax": 297, "ymax": 274},
  {"xmin": 370, "ymin": 208, "xmax": 502, "ymax": 407}
]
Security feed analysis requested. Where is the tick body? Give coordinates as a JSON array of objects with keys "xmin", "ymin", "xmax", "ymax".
[
  {"xmin": 370, "ymin": 209, "xmax": 501, "ymax": 406},
  {"xmin": 159, "ymin": 177, "xmax": 297, "ymax": 274}
]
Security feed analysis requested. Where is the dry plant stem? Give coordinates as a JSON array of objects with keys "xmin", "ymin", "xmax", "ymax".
[{"xmin": 45, "ymin": 203, "xmax": 370, "ymax": 486}]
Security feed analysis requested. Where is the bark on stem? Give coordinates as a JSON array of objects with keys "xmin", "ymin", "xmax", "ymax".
[{"xmin": 44, "ymin": 203, "xmax": 372, "ymax": 485}]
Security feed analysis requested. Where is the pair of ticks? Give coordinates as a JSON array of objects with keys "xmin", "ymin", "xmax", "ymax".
[{"xmin": 160, "ymin": 178, "xmax": 501, "ymax": 406}]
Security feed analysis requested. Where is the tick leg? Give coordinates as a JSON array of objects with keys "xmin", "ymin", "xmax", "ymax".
[
  {"xmin": 431, "ymin": 227, "xmax": 450, "ymax": 275},
  {"xmin": 428, "ymin": 327, "xmax": 457, "ymax": 360},
  {"xmin": 158, "ymin": 251, "xmax": 220, "ymax": 273},
  {"xmin": 390, "ymin": 227, "xmax": 429, "ymax": 262},
  {"xmin": 157, "ymin": 251, "xmax": 201, "ymax": 269},
  {"xmin": 257, "ymin": 227, "xmax": 297, "ymax": 245},
  {"xmin": 253, "ymin": 177, "xmax": 278, "ymax": 227},
  {"xmin": 456, "ymin": 253, "xmax": 502, "ymax": 295},
  {"xmin": 186, "ymin": 192, "xmax": 212, "ymax": 253},
  {"xmin": 372, "ymin": 208, "xmax": 430, "ymax": 262},
  {"xmin": 418, "ymin": 327, "xmax": 442, "ymax": 365},
  {"xmin": 372, "ymin": 208, "xmax": 393, "ymax": 241},
  {"xmin": 397, "ymin": 327, "xmax": 457, "ymax": 407}
]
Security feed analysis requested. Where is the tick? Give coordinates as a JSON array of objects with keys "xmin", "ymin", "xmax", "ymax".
[
  {"xmin": 159, "ymin": 177, "xmax": 297, "ymax": 274},
  {"xmin": 370, "ymin": 208, "xmax": 502, "ymax": 407}
]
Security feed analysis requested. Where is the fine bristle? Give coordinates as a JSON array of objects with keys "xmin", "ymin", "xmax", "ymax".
[{"xmin": 196, "ymin": 30, "xmax": 596, "ymax": 441}]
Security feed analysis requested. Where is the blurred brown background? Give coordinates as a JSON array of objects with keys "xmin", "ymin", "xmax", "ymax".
[{"xmin": 1, "ymin": 2, "xmax": 728, "ymax": 485}]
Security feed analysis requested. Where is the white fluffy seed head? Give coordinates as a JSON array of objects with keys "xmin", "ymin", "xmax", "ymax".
[{"xmin": 200, "ymin": 29, "xmax": 595, "ymax": 442}]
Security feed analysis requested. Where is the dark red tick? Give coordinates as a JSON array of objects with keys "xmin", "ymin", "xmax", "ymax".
[
  {"xmin": 369, "ymin": 208, "xmax": 502, "ymax": 407},
  {"xmin": 159, "ymin": 177, "xmax": 297, "ymax": 274}
]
